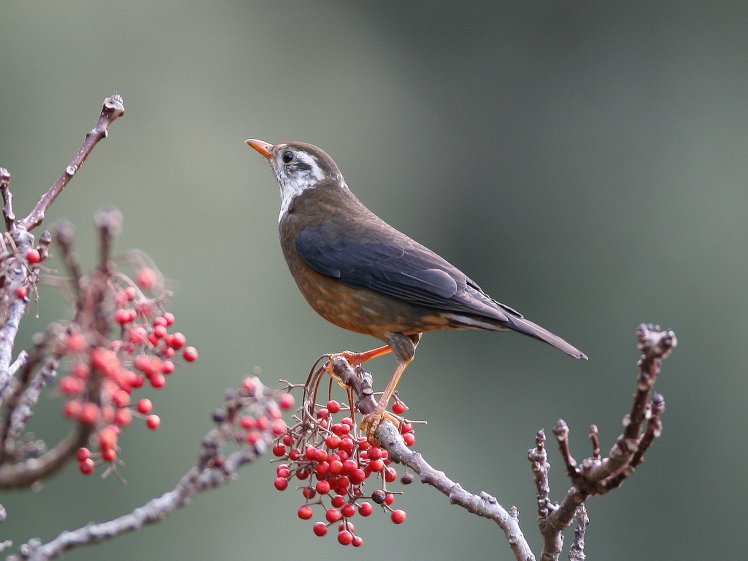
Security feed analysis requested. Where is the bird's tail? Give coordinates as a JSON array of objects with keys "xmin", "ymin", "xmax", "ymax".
[{"xmin": 502, "ymin": 314, "xmax": 588, "ymax": 360}]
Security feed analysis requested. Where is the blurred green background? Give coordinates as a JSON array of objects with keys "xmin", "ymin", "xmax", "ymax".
[{"xmin": 1, "ymin": 2, "xmax": 746, "ymax": 560}]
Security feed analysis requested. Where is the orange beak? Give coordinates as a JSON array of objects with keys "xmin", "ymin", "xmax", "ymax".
[{"xmin": 245, "ymin": 138, "xmax": 274, "ymax": 159}]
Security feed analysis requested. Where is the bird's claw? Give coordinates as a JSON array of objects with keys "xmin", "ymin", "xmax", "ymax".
[{"xmin": 360, "ymin": 406, "xmax": 401, "ymax": 445}]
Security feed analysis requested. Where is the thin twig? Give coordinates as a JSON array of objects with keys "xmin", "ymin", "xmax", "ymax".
[
  {"xmin": 18, "ymin": 93, "xmax": 125, "ymax": 232},
  {"xmin": 0, "ymin": 168, "xmax": 14, "ymax": 232}
]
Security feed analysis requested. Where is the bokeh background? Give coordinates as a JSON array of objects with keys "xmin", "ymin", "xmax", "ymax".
[{"xmin": 1, "ymin": 2, "xmax": 746, "ymax": 560}]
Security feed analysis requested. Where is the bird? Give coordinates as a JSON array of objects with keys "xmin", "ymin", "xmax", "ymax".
[{"xmin": 246, "ymin": 138, "xmax": 587, "ymax": 433}]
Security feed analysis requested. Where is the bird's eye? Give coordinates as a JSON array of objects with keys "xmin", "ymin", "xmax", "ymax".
[{"xmin": 281, "ymin": 150, "xmax": 295, "ymax": 164}]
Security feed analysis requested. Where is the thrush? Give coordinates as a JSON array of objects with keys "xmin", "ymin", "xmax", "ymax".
[{"xmin": 246, "ymin": 138, "xmax": 587, "ymax": 433}]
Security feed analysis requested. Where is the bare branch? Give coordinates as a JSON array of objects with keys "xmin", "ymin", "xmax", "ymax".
[
  {"xmin": 10, "ymin": 381, "xmax": 275, "ymax": 560},
  {"xmin": 0, "ymin": 232, "xmax": 34, "ymax": 398},
  {"xmin": 0, "ymin": 168, "xmax": 14, "ymax": 232},
  {"xmin": 0, "ymin": 423, "xmax": 92, "ymax": 490},
  {"xmin": 568, "ymin": 506, "xmax": 589, "ymax": 561},
  {"xmin": 18, "ymin": 94, "xmax": 125, "ymax": 232}
]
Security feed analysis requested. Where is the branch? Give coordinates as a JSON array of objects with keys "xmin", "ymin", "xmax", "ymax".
[
  {"xmin": 535, "ymin": 324, "xmax": 675, "ymax": 560},
  {"xmin": 0, "ymin": 168, "xmax": 14, "ymax": 232},
  {"xmin": 0, "ymin": 231, "xmax": 35, "ymax": 399},
  {"xmin": 329, "ymin": 323, "xmax": 676, "ymax": 561},
  {"xmin": 330, "ymin": 357, "xmax": 536, "ymax": 561},
  {"xmin": 17, "ymin": 94, "xmax": 125, "ymax": 232},
  {"xmin": 10, "ymin": 379, "xmax": 276, "ymax": 561}
]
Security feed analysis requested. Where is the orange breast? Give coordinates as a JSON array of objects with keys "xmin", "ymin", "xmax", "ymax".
[{"xmin": 289, "ymin": 257, "xmax": 452, "ymax": 340}]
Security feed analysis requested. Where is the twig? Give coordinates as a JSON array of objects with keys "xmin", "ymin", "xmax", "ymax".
[
  {"xmin": 538, "ymin": 324, "xmax": 675, "ymax": 558},
  {"xmin": 10, "ymin": 384, "xmax": 274, "ymax": 560},
  {"xmin": 0, "ymin": 231, "xmax": 34, "ymax": 398},
  {"xmin": 0, "ymin": 423, "xmax": 92, "ymax": 490},
  {"xmin": 568, "ymin": 506, "xmax": 589, "ymax": 561},
  {"xmin": 0, "ymin": 169, "xmax": 14, "ymax": 232},
  {"xmin": 18, "ymin": 94, "xmax": 125, "ymax": 232}
]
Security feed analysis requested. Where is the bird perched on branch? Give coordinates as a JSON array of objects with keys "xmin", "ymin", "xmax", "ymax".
[{"xmin": 246, "ymin": 138, "xmax": 587, "ymax": 434}]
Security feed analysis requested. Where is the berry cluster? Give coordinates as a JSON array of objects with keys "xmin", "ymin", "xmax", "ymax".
[
  {"xmin": 273, "ymin": 390, "xmax": 416, "ymax": 547},
  {"xmin": 56, "ymin": 266, "xmax": 198, "ymax": 477}
]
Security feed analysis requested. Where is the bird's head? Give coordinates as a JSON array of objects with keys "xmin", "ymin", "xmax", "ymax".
[{"xmin": 246, "ymin": 139, "xmax": 347, "ymax": 220}]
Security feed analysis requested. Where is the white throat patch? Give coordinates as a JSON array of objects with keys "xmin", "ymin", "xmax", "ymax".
[{"xmin": 276, "ymin": 150, "xmax": 347, "ymax": 221}]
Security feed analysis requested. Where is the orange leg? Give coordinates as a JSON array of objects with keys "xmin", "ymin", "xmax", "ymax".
[
  {"xmin": 330, "ymin": 345, "xmax": 392, "ymax": 367},
  {"xmin": 361, "ymin": 357, "xmax": 413, "ymax": 441}
]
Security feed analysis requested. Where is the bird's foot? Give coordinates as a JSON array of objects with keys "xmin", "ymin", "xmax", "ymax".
[{"xmin": 360, "ymin": 405, "xmax": 401, "ymax": 445}]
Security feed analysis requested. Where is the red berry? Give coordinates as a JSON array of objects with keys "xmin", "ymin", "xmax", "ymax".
[
  {"xmin": 273, "ymin": 477, "xmax": 288, "ymax": 491},
  {"xmin": 145, "ymin": 414, "xmax": 161, "ymax": 430},
  {"xmin": 327, "ymin": 400, "xmax": 341, "ymax": 414},
  {"xmin": 312, "ymin": 522, "xmax": 328, "ymax": 537},
  {"xmin": 115, "ymin": 309, "xmax": 133, "ymax": 324},
  {"xmin": 79, "ymin": 458, "xmax": 95, "ymax": 475},
  {"xmin": 392, "ymin": 401, "xmax": 407, "ymax": 415},
  {"xmin": 358, "ymin": 502, "xmax": 373, "ymax": 517},
  {"xmin": 297, "ymin": 505, "xmax": 313, "ymax": 520},
  {"xmin": 162, "ymin": 312, "xmax": 175, "ymax": 326},
  {"xmin": 14, "ymin": 286, "xmax": 27, "ymax": 299},
  {"xmin": 168, "ymin": 332, "xmax": 186, "ymax": 350},
  {"xmin": 63, "ymin": 400, "xmax": 82, "ymax": 418},
  {"xmin": 79, "ymin": 402, "xmax": 100, "ymax": 425},
  {"xmin": 384, "ymin": 493, "xmax": 395, "ymax": 505},
  {"xmin": 161, "ymin": 360, "xmax": 175, "ymax": 375},
  {"xmin": 59, "ymin": 376, "xmax": 84, "ymax": 395},
  {"xmin": 403, "ymin": 432, "xmax": 416, "ymax": 446},
  {"xmin": 129, "ymin": 326, "xmax": 148, "ymax": 345},
  {"xmin": 325, "ymin": 435, "xmax": 341, "ymax": 449},
  {"xmin": 325, "ymin": 508, "xmax": 342, "ymax": 523},
  {"xmin": 316, "ymin": 480, "xmax": 331, "ymax": 494},
  {"xmin": 337, "ymin": 530, "xmax": 353, "ymax": 546},
  {"xmin": 279, "ymin": 393, "xmax": 295, "ymax": 410},
  {"xmin": 329, "ymin": 460, "xmax": 343, "ymax": 475},
  {"xmin": 246, "ymin": 431, "xmax": 261, "ymax": 445},
  {"xmin": 338, "ymin": 521, "xmax": 355, "ymax": 533},
  {"xmin": 341, "ymin": 503, "xmax": 356, "ymax": 517},
  {"xmin": 66, "ymin": 333, "xmax": 87, "ymax": 353},
  {"xmin": 331, "ymin": 495, "xmax": 346, "ymax": 508},
  {"xmin": 384, "ymin": 466, "xmax": 397, "ymax": 482},
  {"xmin": 182, "ymin": 346, "xmax": 198, "ymax": 362},
  {"xmin": 136, "ymin": 398, "xmax": 153, "ymax": 414},
  {"xmin": 152, "ymin": 325, "xmax": 167, "ymax": 339},
  {"xmin": 349, "ymin": 468, "xmax": 366, "ymax": 485},
  {"xmin": 76, "ymin": 447, "xmax": 91, "ymax": 461},
  {"xmin": 101, "ymin": 448, "xmax": 117, "ymax": 462},
  {"xmin": 112, "ymin": 390, "xmax": 130, "ymax": 408},
  {"xmin": 272, "ymin": 444, "xmax": 286, "ymax": 457},
  {"xmin": 342, "ymin": 459, "xmax": 358, "ymax": 475},
  {"xmin": 136, "ymin": 267, "xmax": 158, "ymax": 290},
  {"xmin": 114, "ymin": 408, "xmax": 132, "ymax": 427},
  {"xmin": 26, "ymin": 248, "xmax": 41, "ymax": 264},
  {"xmin": 150, "ymin": 372, "xmax": 166, "ymax": 388},
  {"xmin": 352, "ymin": 535, "xmax": 363, "ymax": 547},
  {"xmin": 391, "ymin": 509, "xmax": 407, "ymax": 524}
]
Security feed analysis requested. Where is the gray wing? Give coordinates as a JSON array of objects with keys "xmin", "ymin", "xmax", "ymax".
[{"xmin": 295, "ymin": 222, "xmax": 515, "ymax": 321}]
